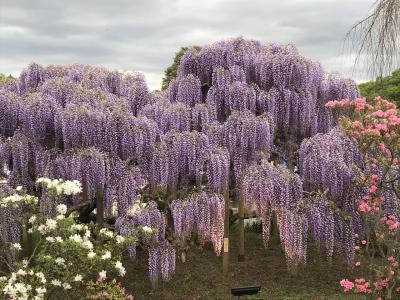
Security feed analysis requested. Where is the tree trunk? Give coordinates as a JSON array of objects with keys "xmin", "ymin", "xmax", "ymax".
[
  {"xmin": 238, "ymin": 186, "xmax": 245, "ymax": 262},
  {"xmin": 223, "ymin": 183, "xmax": 230, "ymax": 274}
]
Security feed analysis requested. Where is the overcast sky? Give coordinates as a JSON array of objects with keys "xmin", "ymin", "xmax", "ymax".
[{"xmin": 0, "ymin": 0, "xmax": 376, "ymax": 90}]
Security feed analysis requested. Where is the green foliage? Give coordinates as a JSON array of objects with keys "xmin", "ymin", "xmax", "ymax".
[
  {"xmin": 0, "ymin": 73, "xmax": 15, "ymax": 89},
  {"xmin": 244, "ymin": 218, "xmax": 262, "ymax": 233},
  {"xmin": 359, "ymin": 69, "xmax": 400, "ymax": 106},
  {"xmin": 161, "ymin": 46, "xmax": 201, "ymax": 91}
]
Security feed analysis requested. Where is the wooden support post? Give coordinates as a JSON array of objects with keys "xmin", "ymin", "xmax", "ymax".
[
  {"xmin": 238, "ymin": 186, "xmax": 245, "ymax": 262},
  {"xmin": 96, "ymin": 189, "xmax": 104, "ymax": 229},
  {"xmin": 222, "ymin": 183, "xmax": 230, "ymax": 274}
]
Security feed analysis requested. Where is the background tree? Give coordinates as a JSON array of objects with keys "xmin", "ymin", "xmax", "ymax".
[
  {"xmin": 0, "ymin": 74, "xmax": 15, "ymax": 88},
  {"xmin": 347, "ymin": 0, "xmax": 400, "ymax": 77},
  {"xmin": 161, "ymin": 46, "xmax": 201, "ymax": 90},
  {"xmin": 359, "ymin": 68, "xmax": 400, "ymax": 106}
]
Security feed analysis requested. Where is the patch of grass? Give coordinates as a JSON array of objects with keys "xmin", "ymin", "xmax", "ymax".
[{"xmin": 123, "ymin": 230, "xmax": 363, "ymax": 300}]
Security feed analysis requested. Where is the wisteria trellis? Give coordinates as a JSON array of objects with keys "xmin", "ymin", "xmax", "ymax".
[{"xmin": 0, "ymin": 37, "xmax": 376, "ymax": 283}]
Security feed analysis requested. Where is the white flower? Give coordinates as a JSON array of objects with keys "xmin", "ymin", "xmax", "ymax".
[
  {"xmin": 12, "ymin": 282, "xmax": 28, "ymax": 295},
  {"xmin": 22, "ymin": 259, "xmax": 28, "ymax": 267},
  {"xmin": 99, "ymin": 228, "xmax": 114, "ymax": 238},
  {"xmin": 116, "ymin": 235, "xmax": 125, "ymax": 244},
  {"xmin": 55, "ymin": 236, "xmax": 63, "ymax": 242},
  {"xmin": 98, "ymin": 270, "xmax": 107, "ymax": 281},
  {"xmin": 142, "ymin": 226, "xmax": 153, "ymax": 234},
  {"xmin": 45, "ymin": 237, "xmax": 55, "ymax": 243},
  {"xmin": 55, "ymin": 257, "xmax": 65, "ymax": 265},
  {"xmin": 92, "ymin": 208, "xmax": 97, "ymax": 215},
  {"xmin": 37, "ymin": 224, "xmax": 46, "ymax": 233},
  {"xmin": 62, "ymin": 180, "xmax": 82, "ymax": 195},
  {"xmin": 56, "ymin": 215, "xmax": 65, "ymax": 220},
  {"xmin": 37, "ymin": 178, "xmax": 82, "ymax": 196},
  {"xmin": 73, "ymin": 274, "xmax": 83, "ymax": 282},
  {"xmin": 101, "ymin": 251, "xmax": 111, "ymax": 260},
  {"xmin": 88, "ymin": 251, "xmax": 96, "ymax": 259},
  {"xmin": 45, "ymin": 219, "xmax": 57, "ymax": 230},
  {"xmin": 16, "ymin": 269, "xmax": 26, "ymax": 276},
  {"xmin": 36, "ymin": 272, "xmax": 46, "ymax": 284},
  {"xmin": 82, "ymin": 240, "xmax": 93, "ymax": 250},
  {"xmin": 35, "ymin": 287, "xmax": 46, "ymax": 294},
  {"xmin": 69, "ymin": 234, "xmax": 83, "ymax": 243},
  {"xmin": 28, "ymin": 215, "xmax": 36, "ymax": 224},
  {"xmin": 36, "ymin": 178, "xmax": 48, "ymax": 184},
  {"xmin": 51, "ymin": 279, "xmax": 61, "ymax": 286},
  {"xmin": 15, "ymin": 186, "xmax": 23, "ymax": 192},
  {"xmin": 115, "ymin": 261, "xmax": 126, "ymax": 276},
  {"xmin": 70, "ymin": 224, "xmax": 84, "ymax": 231},
  {"xmin": 56, "ymin": 204, "xmax": 67, "ymax": 215},
  {"xmin": 62, "ymin": 282, "xmax": 71, "ymax": 290},
  {"xmin": 115, "ymin": 260, "xmax": 123, "ymax": 269},
  {"xmin": 56, "ymin": 186, "xmax": 63, "ymax": 195},
  {"xmin": 27, "ymin": 228, "xmax": 33, "ymax": 234},
  {"xmin": 11, "ymin": 243, "xmax": 22, "ymax": 250}
]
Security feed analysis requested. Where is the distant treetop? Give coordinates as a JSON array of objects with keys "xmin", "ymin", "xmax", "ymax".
[
  {"xmin": 0, "ymin": 74, "xmax": 15, "ymax": 88},
  {"xmin": 359, "ymin": 69, "xmax": 400, "ymax": 106},
  {"xmin": 161, "ymin": 46, "xmax": 201, "ymax": 90}
]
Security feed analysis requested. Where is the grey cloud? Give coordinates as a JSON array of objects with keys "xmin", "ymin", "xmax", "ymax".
[{"xmin": 0, "ymin": 0, "xmax": 377, "ymax": 89}]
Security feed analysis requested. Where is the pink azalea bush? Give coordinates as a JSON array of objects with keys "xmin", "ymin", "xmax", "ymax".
[{"xmin": 327, "ymin": 97, "xmax": 400, "ymax": 299}]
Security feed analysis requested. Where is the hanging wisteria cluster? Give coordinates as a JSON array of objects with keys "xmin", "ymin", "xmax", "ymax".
[
  {"xmin": 242, "ymin": 160, "xmax": 307, "ymax": 269},
  {"xmin": 299, "ymin": 128, "xmax": 362, "ymax": 207},
  {"xmin": 0, "ymin": 36, "xmax": 366, "ymax": 279},
  {"xmin": 298, "ymin": 129, "xmax": 363, "ymax": 266},
  {"xmin": 306, "ymin": 194, "xmax": 356, "ymax": 266},
  {"xmin": 203, "ymin": 111, "xmax": 274, "ymax": 180},
  {"xmin": 170, "ymin": 192, "xmax": 225, "ymax": 255}
]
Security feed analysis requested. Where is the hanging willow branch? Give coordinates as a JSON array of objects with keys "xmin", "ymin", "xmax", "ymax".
[{"xmin": 346, "ymin": 0, "xmax": 400, "ymax": 77}]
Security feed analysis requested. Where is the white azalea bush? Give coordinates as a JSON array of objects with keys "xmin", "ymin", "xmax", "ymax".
[{"xmin": 0, "ymin": 178, "xmax": 137, "ymax": 300}]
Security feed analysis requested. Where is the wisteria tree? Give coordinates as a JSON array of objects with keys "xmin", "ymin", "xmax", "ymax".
[{"xmin": 0, "ymin": 37, "xmax": 369, "ymax": 285}]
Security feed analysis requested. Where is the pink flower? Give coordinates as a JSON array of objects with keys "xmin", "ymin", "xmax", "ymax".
[
  {"xmin": 359, "ymin": 202, "xmax": 372, "ymax": 212},
  {"xmin": 371, "ymin": 174, "xmax": 379, "ymax": 181},
  {"xmin": 369, "ymin": 185, "xmax": 378, "ymax": 193},
  {"xmin": 356, "ymin": 284, "xmax": 367, "ymax": 293},
  {"xmin": 361, "ymin": 240, "xmax": 367, "ymax": 245},
  {"xmin": 389, "ymin": 115, "xmax": 400, "ymax": 126},
  {"xmin": 355, "ymin": 261, "xmax": 361, "ymax": 267},
  {"xmin": 371, "ymin": 110, "xmax": 385, "ymax": 118},
  {"xmin": 355, "ymin": 246, "xmax": 360, "ymax": 251},
  {"xmin": 375, "ymin": 123, "xmax": 388, "ymax": 132},
  {"xmin": 340, "ymin": 279, "xmax": 355, "ymax": 292}
]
